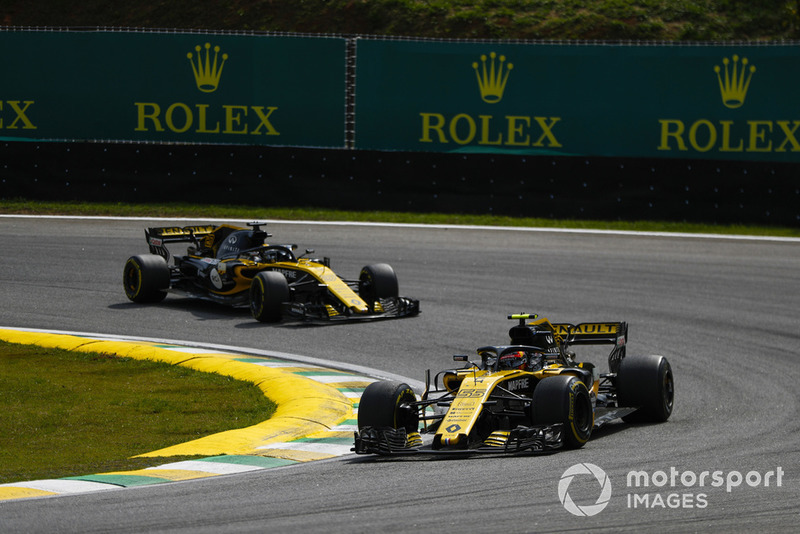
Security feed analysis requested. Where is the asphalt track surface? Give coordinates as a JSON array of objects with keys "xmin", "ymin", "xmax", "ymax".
[{"xmin": 0, "ymin": 216, "xmax": 798, "ymax": 533}]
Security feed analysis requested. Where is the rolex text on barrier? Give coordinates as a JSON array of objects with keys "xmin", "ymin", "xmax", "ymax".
[
  {"xmin": 0, "ymin": 30, "xmax": 346, "ymax": 147},
  {"xmin": 0, "ymin": 30, "xmax": 798, "ymax": 163},
  {"xmin": 353, "ymin": 39, "xmax": 800, "ymax": 162}
]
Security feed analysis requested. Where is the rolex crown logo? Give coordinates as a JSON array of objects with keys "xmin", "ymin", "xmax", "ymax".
[
  {"xmin": 187, "ymin": 42, "xmax": 229, "ymax": 93},
  {"xmin": 714, "ymin": 54, "xmax": 755, "ymax": 109},
  {"xmin": 473, "ymin": 52, "xmax": 513, "ymax": 104}
]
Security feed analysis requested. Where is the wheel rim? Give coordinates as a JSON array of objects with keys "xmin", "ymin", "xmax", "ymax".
[
  {"xmin": 124, "ymin": 263, "xmax": 140, "ymax": 296},
  {"xmin": 662, "ymin": 369, "xmax": 675, "ymax": 413},
  {"xmin": 359, "ymin": 272, "xmax": 375, "ymax": 308},
  {"xmin": 394, "ymin": 391, "xmax": 418, "ymax": 432},
  {"xmin": 574, "ymin": 392, "xmax": 592, "ymax": 436},
  {"xmin": 250, "ymin": 278, "xmax": 264, "ymax": 316}
]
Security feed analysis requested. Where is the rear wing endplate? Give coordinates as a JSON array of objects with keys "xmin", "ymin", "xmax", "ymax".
[{"xmin": 144, "ymin": 225, "xmax": 217, "ymax": 260}]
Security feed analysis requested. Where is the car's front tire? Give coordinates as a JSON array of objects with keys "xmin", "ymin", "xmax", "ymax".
[
  {"xmin": 250, "ymin": 271, "xmax": 289, "ymax": 323},
  {"xmin": 357, "ymin": 380, "xmax": 418, "ymax": 433},
  {"xmin": 123, "ymin": 254, "xmax": 169, "ymax": 303},
  {"xmin": 531, "ymin": 375, "xmax": 593, "ymax": 449},
  {"xmin": 617, "ymin": 354, "xmax": 674, "ymax": 423},
  {"xmin": 358, "ymin": 263, "xmax": 399, "ymax": 311}
]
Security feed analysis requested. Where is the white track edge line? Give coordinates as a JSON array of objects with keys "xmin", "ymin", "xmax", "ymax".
[{"xmin": 2, "ymin": 214, "xmax": 797, "ymax": 243}]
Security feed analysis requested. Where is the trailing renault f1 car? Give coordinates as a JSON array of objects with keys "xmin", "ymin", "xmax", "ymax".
[
  {"xmin": 123, "ymin": 221, "xmax": 420, "ymax": 322},
  {"xmin": 354, "ymin": 313, "xmax": 674, "ymax": 455}
]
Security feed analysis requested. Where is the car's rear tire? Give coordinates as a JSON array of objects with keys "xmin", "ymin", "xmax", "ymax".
[
  {"xmin": 617, "ymin": 354, "xmax": 674, "ymax": 423},
  {"xmin": 123, "ymin": 254, "xmax": 169, "ymax": 303},
  {"xmin": 357, "ymin": 380, "xmax": 418, "ymax": 432},
  {"xmin": 531, "ymin": 375, "xmax": 593, "ymax": 449},
  {"xmin": 358, "ymin": 263, "xmax": 399, "ymax": 310},
  {"xmin": 250, "ymin": 271, "xmax": 289, "ymax": 323}
]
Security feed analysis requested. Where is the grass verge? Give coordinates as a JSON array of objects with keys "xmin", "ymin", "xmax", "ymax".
[
  {"xmin": 1, "ymin": 199, "xmax": 798, "ymax": 238},
  {"xmin": 0, "ymin": 341, "xmax": 276, "ymax": 484},
  {"xmin": 5, "ymin": 0, "xmax": 799, "ymax": 41}
]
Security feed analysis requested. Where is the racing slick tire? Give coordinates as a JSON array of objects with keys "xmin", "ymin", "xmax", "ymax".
[
  {"xmin": 358, "ymin": 263, "xmax": 399, "ymax": 311},
  {"xmin": 531, "ymin": 375, "xmax": 593, "ymax": 449},
  {"xmin": 250, "ymin": 271, "xmax": 290, "ymax": 323},
  {"xmin": 123, "ymin": 254, "xmax": 169, "ymax": 303},
  {"xmin": 617, "ymin": 354, "xmax": 674, "ymax": 423},
  {"xmin": 357, "ymin": 380, "xmax": 418, "ymax": 433}
]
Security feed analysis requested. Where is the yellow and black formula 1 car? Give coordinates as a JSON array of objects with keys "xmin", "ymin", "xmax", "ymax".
[
  {"xmin": 354, "ymin": 313, "xmax": 673, "ymax": 455},
  {"xmin": 123, "ymin": 221, "xmax": 419, "ymax": 323}
]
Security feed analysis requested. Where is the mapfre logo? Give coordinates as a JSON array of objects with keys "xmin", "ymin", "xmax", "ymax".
[{"xmin": 558, "ymin": 463, "xmax": 612, "ymax": 517}]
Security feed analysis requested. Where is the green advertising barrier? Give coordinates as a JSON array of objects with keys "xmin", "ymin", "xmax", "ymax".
[
  {"xmin": 0, "ymin": 30, "xmax": 346, "ymax": 147},
  {"xmin": 2, "ymin": 30, "xmax": 797, "ymax": 163},
  {"xmin": 354, "ymin": 39, "xmax": 800, "ymax": 162}
]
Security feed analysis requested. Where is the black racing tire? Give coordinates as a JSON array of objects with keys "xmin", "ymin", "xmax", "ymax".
[
  {"xmin": 359, "ymin": 263, "xmax": 399, "ymax": 310},
  {"xmin": 357, "ymin": 380, "xmax": 418, "ymax": 433},
  {"xmin": 249, "ymin": 271, "xmax": 290, "ymax": 323},
  {"xmin": 617, "ymin": 354, "xmax": 674, "ymax": 423},
  {"xmin": 531, "ymin": 374, "xmax": 593, "ymax": 449},
  {"xmin": 123, "ymin": 254, "xmax": 169, "ymax": 303}
]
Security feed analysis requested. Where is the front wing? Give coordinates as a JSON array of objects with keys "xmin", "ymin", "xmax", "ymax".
[
  {"xmin": 354, "ymin": 406, "xmax": 640, "ymax": 456},
  {"xmin": 353, "ymin": 424, "xmax": 564, "ymax": 456},
  {"xmin": 284, "ymin": 296, "xmax": 420, "ymax": 323}
]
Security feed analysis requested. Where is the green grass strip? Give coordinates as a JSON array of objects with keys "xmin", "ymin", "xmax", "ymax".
[
  {"xmin": 0, "ymin": 341, "xmax": 276, "ymax": 484},
  {"xmin": 2, "ymin": 199, "xmax": 798, "ymax": 237}
]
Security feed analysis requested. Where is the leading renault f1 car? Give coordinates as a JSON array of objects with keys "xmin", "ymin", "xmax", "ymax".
[
  {"xmin": 354, "ymin": 313, "xmax": 674, "ymax": 455},
  {"xmin": 123, "ymin": 221, "xmax": 419, "ymax": 323}
]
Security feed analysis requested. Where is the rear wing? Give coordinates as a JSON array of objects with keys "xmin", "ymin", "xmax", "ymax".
[
  {"xmin": 551, "ymin": 322, "xmax": 628, "ymax": 347},
  {"xmin": 144, "ymin": 225, "xmax": 219, "ymax": 260},
  {"xmin": 510, "ymin": 315, "xmax": 628, "ymax": 372},
  {"xmin": 553, "ymin": 321, "xmax": 628, "ymax": 372}
]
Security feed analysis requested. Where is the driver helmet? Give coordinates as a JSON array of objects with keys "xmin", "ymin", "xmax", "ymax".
[{"xmin": 499, "ymin": 351, "xmax": 527, "ymax": 371}]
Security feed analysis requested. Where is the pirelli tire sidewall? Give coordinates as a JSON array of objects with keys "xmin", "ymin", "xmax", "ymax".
[
  {"xmin": 249, "ymin": 271, "xmax": 290, "ymax": 323},
  {"xmin": 357, "ymin": 380, "xmax": 418, "ymax": 433},
  {"xmin": 123, "ymin": 254, "xmax": 169, "ymax": 303},
  {"xmin": 531, "ymin": 374, "xmax": 593, "ymax": 449}
]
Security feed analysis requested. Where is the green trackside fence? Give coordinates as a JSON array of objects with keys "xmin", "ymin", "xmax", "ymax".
[
  {"xmin": 0, "ymin": 30, "xmax": 347, "ymax": 148},
  {"xmin": 0, "ymin": 29, "xmax": 798, "ymax": 163},
  {"xmin": 354, "ymin": 38, "xmax": 800, "ymax": 163}
]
